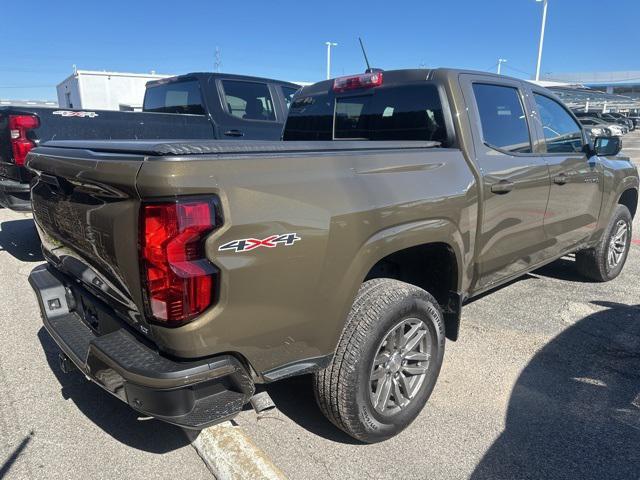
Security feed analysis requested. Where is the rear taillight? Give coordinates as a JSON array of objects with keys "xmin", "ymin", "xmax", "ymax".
[
  {"xmin": 333, "ymin": 72, "xmax": 383, "ymax": 92},
  {"xmin": 140, "ymin": 198, "xmax": 220, "ymax": 326},
  {"xmin": 8, "ymin": 114, "xmax": 39, "ymax": 166}
]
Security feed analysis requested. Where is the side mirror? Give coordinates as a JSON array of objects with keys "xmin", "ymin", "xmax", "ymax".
[{"xmin": 594, "ymin": 136, "xmax": 622, "ymax": 157}]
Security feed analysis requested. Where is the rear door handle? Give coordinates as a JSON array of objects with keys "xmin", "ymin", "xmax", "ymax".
[
  {"xmin": 224, "ymin": 129, "xmax": 244, "ymax": 137},
  {"xmin": 490, "ymin": 180, "xmax": 515, "ymax": 194},
  {"xmin": 553, "ymin": 173, "xmax": 568, "ymax": 185}
]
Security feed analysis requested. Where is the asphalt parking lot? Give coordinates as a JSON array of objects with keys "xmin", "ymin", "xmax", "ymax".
[{"xmin": 1, "ymin": 133, "xmax": 639, "ymax": 479}]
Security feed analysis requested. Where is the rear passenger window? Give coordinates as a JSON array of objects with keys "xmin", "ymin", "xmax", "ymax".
[
  {"xmin": 221, "ymin": 80, "xmax": 276, "ymax": 121},
  {"xmin": 472, "ymin": 83, "xmax": 532, "ymax": 154},
  {"xmin": 533, "ymin": 93, "xmax": 583, "ymax": 153},
  {"xmin": 143, "ymin": 80, "xmax": 205, "ymax": 115}
]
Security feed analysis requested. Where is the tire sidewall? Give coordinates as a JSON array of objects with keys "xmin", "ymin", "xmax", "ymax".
[
  {"xmin": 603, "ymin": 205, "xmax": 632, "ymax": 280},
  {"xmin": 353, "ymin": 291, "xmax": 445, "ymax": 441}
]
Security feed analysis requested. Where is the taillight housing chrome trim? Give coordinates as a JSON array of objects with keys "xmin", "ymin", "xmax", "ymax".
[
  {"xmin": 139, "ymin": 196, "xmax": 222, "ymax": 326},
  {"xmin": 8, "ymin": 114, "xmax": 40, "ymax": 167}
]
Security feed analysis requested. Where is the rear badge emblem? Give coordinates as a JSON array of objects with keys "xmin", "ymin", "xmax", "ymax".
[{"xmin": 218, "ymin": 233, "xmax": 301, "ymax": 253}]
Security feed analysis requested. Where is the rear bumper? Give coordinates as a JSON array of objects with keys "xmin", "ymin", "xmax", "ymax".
[
  {"xmin": 29, "ymin": 264, "xmax": 255, "ymax": 429},
  {"xmin": 0, "ymin": 177, "xmax": 31, "ymax": 211}
]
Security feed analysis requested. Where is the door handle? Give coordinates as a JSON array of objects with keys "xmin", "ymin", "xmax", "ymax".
[
  {"xmin": 490, "ymin": 180, "xmax": 515, "ymax": 194},
  {"xmin": 224, "ymin": 129, "xmax": 244, "ymax": 137},
  {"xmin": 553, "ymin": 173, "xmax": 568, "ymax": 185}
]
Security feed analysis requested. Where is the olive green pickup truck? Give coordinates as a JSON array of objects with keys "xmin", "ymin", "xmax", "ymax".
[{"xmin": 26, "ymin": 69, "xmax": 638, "ymax": 443}]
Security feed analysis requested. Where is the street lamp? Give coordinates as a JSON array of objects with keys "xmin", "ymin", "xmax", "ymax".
[
  {"xmin": 325, "ymin": 42, "xmax": 338, "ymax": 80},
  {"xmin": 535, "ymin": 0, "xmax": 549, "ymax": 81},
  {"xmin": 497, "ymin": 58, "xmax": 507, "ymax": 75}
]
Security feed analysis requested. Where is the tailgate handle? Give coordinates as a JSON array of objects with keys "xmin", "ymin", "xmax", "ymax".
[{"xmin": 40, "ymin": 173, "xmax": 61, "ymax": 188}]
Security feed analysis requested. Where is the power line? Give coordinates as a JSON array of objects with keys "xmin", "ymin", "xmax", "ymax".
[{"xmin": 0, "ymin": 85, "xmax": 56, "ymax": 89}]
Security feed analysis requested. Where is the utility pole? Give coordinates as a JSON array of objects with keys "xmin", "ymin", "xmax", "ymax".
[
  {"xmin": 325, "ymin": 42, "xmax": 337, "ymax": 80},
  {"xmin": 497, "ymin": 58, "xmax": 507, "ymax": 75},
  {"xmin": 214, "ymin": 46, "xmax": 222, "ymax": 73},
  {"xmin": 535, "ymin": 0, "xmax": 548, "ymax": 81}
]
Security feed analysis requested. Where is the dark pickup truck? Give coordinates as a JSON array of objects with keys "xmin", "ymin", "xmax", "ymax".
[
  {"xmin": 0, "ymin": 73, "xmax": 299, "ymax": 210},
  {"xmin": 27, "ymin": 69, "xmax": 638, "ymax": 443}
]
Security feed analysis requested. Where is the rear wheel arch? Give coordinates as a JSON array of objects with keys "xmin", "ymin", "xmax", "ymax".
[
  {"xmin": 363, "ymin": 241, "xmax": 462, "ymax": 340},
  {"xmin": 618, "ymin": 188, "xmax": 638, "ymax": 218}
]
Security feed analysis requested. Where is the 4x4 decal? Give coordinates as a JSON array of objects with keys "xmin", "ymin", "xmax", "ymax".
[{"xmin": 218, "ymin": 233, "xmax": 301, "ymax": 253}]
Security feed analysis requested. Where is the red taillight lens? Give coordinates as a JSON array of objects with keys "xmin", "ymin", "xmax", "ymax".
[
  {"xmin": 8, "ymin": 114, "xmax": 39, "ymax": 166},
  {"xmin": 333, "ymin": 72, "xmax": 383, "ymax": 92},
  {"xmin": 141, "ymin": 198, "xmax": 219, "ymax": 325}
]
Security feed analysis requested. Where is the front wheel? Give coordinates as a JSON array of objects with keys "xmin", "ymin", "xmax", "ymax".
[
  {"xmin": 576, "ymin": 204, "xmax": 632, "ymax": 282},
  {"xmin": 313, "ymin": 279, "xmax": 445, "ymax": 443}
]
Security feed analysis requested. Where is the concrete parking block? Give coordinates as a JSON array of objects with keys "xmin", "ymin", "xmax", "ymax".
[{"xmin": 190, "ymin": 422, "xmax": 286, "ymax": 480}]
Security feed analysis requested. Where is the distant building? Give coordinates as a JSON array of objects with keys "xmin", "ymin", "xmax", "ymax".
[
  {"xmin": 0, "ymin": 99, "xmax": 58, "ymax": 107},
  {"xmin": 56, "ymin": 69, "xmax": 173, "ymax": 111},
  {"xmin": 541, "ymin": 71, "xmax": 640, "ymax": 100}
]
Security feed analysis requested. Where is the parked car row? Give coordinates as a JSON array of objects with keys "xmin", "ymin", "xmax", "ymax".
[{"xmin": 573, "ymin": 110, "xmax": 636, "ymax": 139}]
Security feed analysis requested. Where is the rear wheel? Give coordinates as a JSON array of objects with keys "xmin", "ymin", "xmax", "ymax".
[
  {"xmin": 576, "ymin": 204, "xmax": 632, "ymax": 282},
  {"xmin": 313, "ymin": 278, "xmax": 445, "ymax": 443}
]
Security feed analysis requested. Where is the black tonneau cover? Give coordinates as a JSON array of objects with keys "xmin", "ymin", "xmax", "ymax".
[{"xmin": 41, "ymin": 139, "xmax": 441, "ymax": 157}]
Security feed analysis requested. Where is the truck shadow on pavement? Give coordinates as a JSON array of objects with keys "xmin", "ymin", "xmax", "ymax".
[
  {"xmin": 0, "ymin": 219, "xmax": 44, "ymax": 262},
  {"xmin": 470, "ymin": 300, "xmax": 640, "ymax": 480},
  {"xmin": 37, "ymin": 329, "xmax": 191, "ymax": 453},
  {"xmin": 252, "ymin": 375, "xmax": 362, "ymax": 444}
]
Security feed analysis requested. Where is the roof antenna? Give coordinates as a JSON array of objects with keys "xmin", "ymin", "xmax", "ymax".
[
  {"xmin": 359, "ymin": 37, "xmax": 383, "ymax": 74},
  {"xmin": 358, "ymin": 37, "xmax": 371, "ymax": 72}
]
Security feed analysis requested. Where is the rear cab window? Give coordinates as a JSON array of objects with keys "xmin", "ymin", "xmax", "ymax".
[
  {"xmin": 284, "ymin": 83, "xmax": 448, "ymax": 143},
  {"xmin": 143, "ymin": 80, "xmax": 206, "ymax": 115},
  {"xmin": 220, "ymin": 80, "xmax": 276, "ymax": 121}
]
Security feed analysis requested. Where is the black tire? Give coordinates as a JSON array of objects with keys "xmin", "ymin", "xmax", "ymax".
[
  {"xmin": 313, "ymin": 278, "xmax": 445, "ymax": 443},
  {"xmin": 576, "ymin": 204, "xmax": 632, "ymax": 282}
]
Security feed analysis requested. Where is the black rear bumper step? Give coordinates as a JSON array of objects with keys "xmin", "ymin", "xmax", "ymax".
[{"xmin": 29, "ymin": 264, "xmax": 254, "ymax": 429}]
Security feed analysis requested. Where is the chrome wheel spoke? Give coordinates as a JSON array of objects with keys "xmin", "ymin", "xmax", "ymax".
[
  {"xmin": 403, "ymin": 351, "xmax": 430, "ymax": 362},
  {"xmin": 404, "ymin": 329, "xmax": 426, "ymax": 353},
  {"xmin": 403, "ymin": 364, "xmax": 428, "ymax": 375},
  {"xmin": 374, "ymin": 374, "xmax": 393, "ymax": 412},
  {"xmin": 397, "ymin": 372, "xmax": 414, "ymax": 399},
  {"xmin": 371, "ymin": 366, "xmax": 386, "ymax": 380},
  {"xmin": 392, "ymin": 376, "xmax": 409, "ymax": 407}
]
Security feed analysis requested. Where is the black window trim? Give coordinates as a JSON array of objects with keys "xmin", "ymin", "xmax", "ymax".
[
  {"xmin": 142, "ymin": 78, "xmax": 208, "ymax": 117},
  {"xmin": 471, "ymin": 81, "xmax": 536, "ymax": 157},
  {"xmin": 217, "ymin": 78, "xmax": 279, "ymax": 123},
  {"xmin": 532, "ymin": 90, "xmax": 586, "ymax": 156}
]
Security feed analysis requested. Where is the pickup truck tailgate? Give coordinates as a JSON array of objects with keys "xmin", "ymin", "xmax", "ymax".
[{"xmin": 27, "ymin": 146, "xmax": 149, "ymax": 334}]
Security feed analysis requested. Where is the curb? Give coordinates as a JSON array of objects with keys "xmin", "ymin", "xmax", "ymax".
[{"xmin": 188, "ymin": 421, "xmax": 287, "ymax": 480}]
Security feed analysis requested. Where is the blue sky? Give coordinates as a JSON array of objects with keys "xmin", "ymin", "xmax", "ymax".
[{"xmin": 2, "ymin": 0, "xmax": 638, "ymax": 101}]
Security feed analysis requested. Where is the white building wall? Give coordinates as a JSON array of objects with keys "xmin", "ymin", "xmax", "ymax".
[{"xmin": 56, "ymin": 70, "xmax": 173, "ymax": 111}]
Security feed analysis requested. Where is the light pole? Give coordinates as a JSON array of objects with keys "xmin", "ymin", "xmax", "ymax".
[
  {"xmin": 325, "ymin": 42, "xmax": 337, "ymax": 80},
  {"xmin": 535, "ymin": 0, "xmax": 548, "ymax": 81},
  {"xmin": 497, "ymin": 58, "xmax": 507, "ymax": 75}
]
